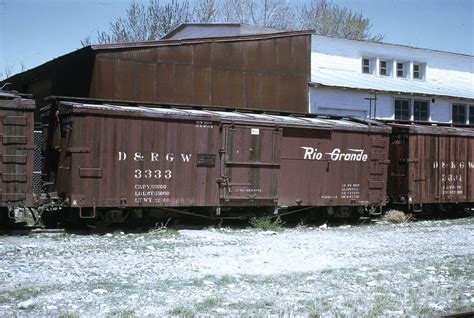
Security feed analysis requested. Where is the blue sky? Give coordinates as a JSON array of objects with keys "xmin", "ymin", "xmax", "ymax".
[{"xmin": 0, "ymin": 0, "xmax": 473, "ymax": 77}]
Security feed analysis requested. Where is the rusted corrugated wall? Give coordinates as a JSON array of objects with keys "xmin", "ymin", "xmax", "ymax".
[{"xmin": 89, "ymin": 32, "xmax": 311, "ymax": 112}]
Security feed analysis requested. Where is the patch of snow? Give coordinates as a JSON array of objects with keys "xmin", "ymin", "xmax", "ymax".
[{"xmin": 17, "ymin": 299, "xmax": 36, "ymax": 309}]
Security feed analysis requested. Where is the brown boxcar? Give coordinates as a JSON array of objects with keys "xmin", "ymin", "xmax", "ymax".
[
  {"xmin": 0, "ymin": 91, "xmax": 35, "ymax": 226},
  {"xmin": 388, "ymin": 124, "xmax": 474, "ymax": 213},
  {"xmin": 43, "ymin": 99, "xmax": 391, "ymax": 223}
]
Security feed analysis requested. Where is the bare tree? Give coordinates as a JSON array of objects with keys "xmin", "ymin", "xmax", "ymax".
[
  {"xmin": 87, "ymin": 0, "xmax": 191, "ymax": 45},
  {"xmin": 81, "ymin": 35, "xmax": 92, "ymax": 47},
  {"xmin": 193, "ymin": 0, "xmax": 219, "ymax": 23},
  {"xmin": 157, "ymin": 0, "xmax": 191, "ymax": 37},
  {"xmin": 82, "ymin": 0, "xmax": 382, "ymax": 45},
  {"xmin": 299, "ymin": 0, "xmax": 383, "ymax": 41},
  {"xmin": 3, "ymin": 64, "xmax": 13, "ymax": 79}
]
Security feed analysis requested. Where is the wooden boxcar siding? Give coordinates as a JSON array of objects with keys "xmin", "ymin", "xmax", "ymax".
[
  {"xmin": 278, "ymin": 128, "xmax": 390, "ymax": 207},
  {"xmin": 388, "ymin": 125, "xmax": 474, "ymax": 205},
  {"xmin": 89, "ymin": 35, "xmax": 310, "ymax": 112},
  {"xmin": 57, "ymin": 113, "xmax": 222, "ymax": 208},
  {"xmin": 0, "ymin": 98, "xmax": 35, "ymax": 207},
  {"xmin": 408, "ymin": 133, "xmax": 473, "ymax": 204}
]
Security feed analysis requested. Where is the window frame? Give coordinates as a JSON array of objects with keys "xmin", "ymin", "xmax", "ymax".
[
  {"xmin": 413, "ymin": 99, "xmax": 429, "ymax": 122},
  {"xmin": 362, "ymin": 58, "xmax": 371, "ymax": 74},
  {"xmin": 379, "ymin": 60, "xmax": 388, "ymax": 76},
  {"xmin": 396, "ymin": 62, "xmax": 404, "ymax": 77},
  {"xmin": 452, "ymin": 104, "xmax": 467, "ymax": 124},
  {"xmin": 469, "ymin": 105, "xmax": 474, "ymax": 126},
  {"xmin": 413, "ymin": 64, "xmax": 420, "ymax": 79},
  {"xmin": 394, "ymin": 98, "xmax": 411, "ymax": 121}
]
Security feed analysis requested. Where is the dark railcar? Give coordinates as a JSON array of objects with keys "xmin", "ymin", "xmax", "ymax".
[
  {"xmin": 0, "ymin": 91, "xmax": 36, "ymax": 226},
  {"xmin": 42, "ymin": 99, "xmax": 391, "ymax": 223},
  {"xmin": 388, "ymin": 124, "xmax": 474, "ymax": 213}
]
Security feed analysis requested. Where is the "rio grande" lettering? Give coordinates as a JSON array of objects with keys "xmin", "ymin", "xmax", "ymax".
[{"xmin": 301, "ymin": 147, "xmax": 368, "ymax": 162}]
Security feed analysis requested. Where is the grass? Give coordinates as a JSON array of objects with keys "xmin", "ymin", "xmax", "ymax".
[
  {"xmin": 59, "ymin": 314, "xmax": 79, "ymax": 318},
  {"xmin": 384, "ymin": 210, "xmax": 414, "ymax": 224},
  {"xmin": 109, "ymin": 309, "xmax": 136, "ymax": 317},
  {"xmin": 168, "ymin": 305, "xmax": 195, "ymax": 317},
  {"xmin": 0, "ymin": 287, "xmax": 42, "ymax": 304},
  {"xmin": 195, "ymin": 297, "xmax": 220, "ymax": 311},
  {"xmin": 249, "ymin": 216, "xmax": 285, "ymax": 231},
  {"xmin": 147, "ymin": 218, "xmax": 180, "ymax": 236}
]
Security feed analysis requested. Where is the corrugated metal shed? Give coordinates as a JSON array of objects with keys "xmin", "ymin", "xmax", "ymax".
[{"xmin": 4, "ymin": 30, "xmax": 312, "ymax": 113}]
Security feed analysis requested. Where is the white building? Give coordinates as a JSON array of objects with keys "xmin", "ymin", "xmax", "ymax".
[
  {"xmin": 166, "ymin": 23, "xmax": 474, "ymax": 125},
  {"xmin": 310, "ymin": 35, "xmax": 474, "ymax": 125}
]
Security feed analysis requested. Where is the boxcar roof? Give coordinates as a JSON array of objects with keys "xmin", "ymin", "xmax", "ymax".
[
  {"xmin": 57, "ymin": 101, "xmax": 391, "ymax": 133},
  {"xmin": 0, "ymin": 90, "xmax": 35, "ymax": 109},
  {"xmin": 390, "ymin": 123, "xmax": 474, "ymax": 137}
]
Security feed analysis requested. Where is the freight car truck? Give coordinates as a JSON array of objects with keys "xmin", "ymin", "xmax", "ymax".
[{"xmin": 41, "ymin": 98, "xmax": 391, "ymax": 225}]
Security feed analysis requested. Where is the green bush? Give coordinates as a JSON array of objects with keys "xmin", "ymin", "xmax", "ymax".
[{"xmin": 249, "ymin": 216, "xmax": 284, "ymax": 231}]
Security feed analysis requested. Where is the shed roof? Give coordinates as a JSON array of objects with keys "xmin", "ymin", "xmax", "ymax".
[{"xmin": 162, "ymin": 23, "xmax": 280, "ymax": 40}]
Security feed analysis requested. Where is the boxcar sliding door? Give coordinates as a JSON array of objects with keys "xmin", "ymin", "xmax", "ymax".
[{"xmin": 219, "ymin": 124, "xmax": 281, "ymax": 207}]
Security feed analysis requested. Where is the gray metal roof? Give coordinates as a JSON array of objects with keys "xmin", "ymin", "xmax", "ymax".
[
  {"xmin": 311, "ymin": 67, "xmax": 474, "ymax": 100},
  {"xmin": 60, "ymin": 102, "xmax": 390, "ymax": 132},
  {"xmin": 162, "ymin": 23, "xmax": 280, "ymax": 40}
]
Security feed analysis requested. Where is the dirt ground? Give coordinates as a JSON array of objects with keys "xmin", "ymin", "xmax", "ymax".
[{"xmin": 0, "ymin": 217, "xmax": 473, "ymax": 317}]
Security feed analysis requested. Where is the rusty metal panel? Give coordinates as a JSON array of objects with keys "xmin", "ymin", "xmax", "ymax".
[
  {"xmin": 211, "ymin": 42, "xmax": 231, "ymax": 68},
  {"xmin": 261, "ymin": 74, "xmax": 278, "ymax": 110},
  {"xmin": 388, "ymin": 124, "xmax": 474, "ymax": 205},
  {"xmin": 115, "ymin": 59, "xmax": 138, "ymax": 101},
  {"xmin": 277, "ymin": 75, "xmax": 290, "ymax": 110},
  {"xmin": 0, "ymin": 95, "xmax": 35, "ymax": 207},
  {"xmin": 156, "ymin": 63, "xmax": 175, "ymax": 102},
  {"xmin": 276, "ymin": 36, "xmax": 292, "ymax": 73},
  {"xmin": 175, "ymin": 65, "xmax": 194, "ymax": 104},
  {"xmin": 278, "ymin": 128, "xmax": 390, "ymax": 207},
  {"xmin": 82, "ymin": 32, "xmax": 309, "ymax": 112},
  {"xmin": 244, "ymin": 40, "xmax": 260, "ymax": 72},
  {"xmin": 90, "ymin": 57, "xmax": 116, "ymax": 99},
  {"xmin": 192, "ymin": 44, "xmax": 211, "ymax": 65},
  {"xmin": 193, "ymin": 67, "xmax": 211, "ymax": 105},
  {"xmin": 227, "ymin": 70, "xmax": 245, "ymax": 108},
  {"xmin": 6, "ymin": 31, "xmax": 310, "ymax": 114},
  {"xmin": 260, "ymin": 40, "xmax": 276, "ymax": 72},
  {"xmin": 211, "ymin": 68, "xmax": 228, "ymax": 106},
  {"xmin": 137, "ymin": 62, "xmax": 156, "ymax": 102},
  {"xmin": 245, "ymin": 72, "xmax": 260, "ymax": 109}
]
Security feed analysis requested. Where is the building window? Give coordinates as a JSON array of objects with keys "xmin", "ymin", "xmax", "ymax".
[
  {"xmin": 414, "ymin": 100, "xmax": 429, "ymax": 121},
  {"xmin": 379, "ymin": 60, "xmax": 387, "ymax": 76},
  {"xmin": 362, "ymin": 58, "xmax": 370, "ymax": 74},
  {"xmin": 395, "ymin": 99, "xmax": 410, "ymax": 120},
  {"xmin": 396, "ymin": 63, "xmax": 404, "ymax": 77},
  {"xmin": 413, "ymin": 64, "xmax": 420, "ymax": 79},
  {"xmin": 452, "ymin": 104, "xmax": 466, "ymax": 124},
  {"xmin": 470, "ymin": 105, "xmax": 474, "ymax": 126}
]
